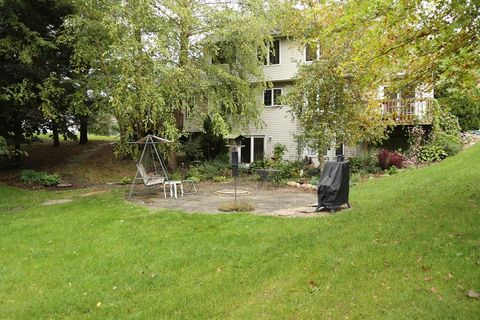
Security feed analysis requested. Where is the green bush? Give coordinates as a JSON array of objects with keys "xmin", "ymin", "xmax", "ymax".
[
  {"xmin": 272, "ymin": 160, "xmax": 302, "ymax": 182},
  {"xmin": 305, "ymin": 167, "xmax": 321, "ymax": 178},
  {"xmin": 433, "ymin": 132, "xmax": 462, "ymax": 156},
  {"xmin": 249, "ymin": 159, "xmax": 270, "ymax": 172},
  {"xmin": 120, "ymin": 177, "xmax": 131, "ymax": 185},
  {"xmin": 418, "ymin": 145, "xmax": 448, "ymax": 162},
  {"xmin": 348, "ymin": 150, "xmax": 381, "ymax": 174},
  {"xmin": 186, "ymin": 159, "xmax": 230, "ymax": 182},
  {"xmin": 309, "ymin": 176, "xmax": 319, "ymax": 186},
  {"xmin": 212, "ymin": 175, "xmax": 228, "ymax": 183},
  {"xmin": 387, "ymin": 166, "xmax": 399, "ymax": 175},
  {"xmin": 272, "ymin": 143, "xmax": 287, "ymax": 162},
  {"xmin": 20, "ymin": 170, "xmax": 60, "ymax": 186}
]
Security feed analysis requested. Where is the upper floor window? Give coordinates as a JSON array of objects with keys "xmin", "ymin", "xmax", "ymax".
[
  {"xmin": 264, "ymin": 88, "xmax": 282, "ymax": 107},
  {"xmin": 305, "ymin": 43, "xmax": 320, "ymax": 62},
  {"xmin": 264, "ymin": 39, "xmax": 280, "ymax": 65}
]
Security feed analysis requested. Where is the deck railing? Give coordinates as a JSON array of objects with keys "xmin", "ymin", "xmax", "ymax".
[{"xmin": 381, "ymin": 98, "xmax": 434, "ymax": 124}]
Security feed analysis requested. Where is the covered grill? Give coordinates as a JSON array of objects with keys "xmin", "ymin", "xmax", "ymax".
[{"xmin": 316, "ymin": 160, "xmax": 351, "ymax": 212}]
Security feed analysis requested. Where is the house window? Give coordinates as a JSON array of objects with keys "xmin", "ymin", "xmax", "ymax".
[
  {"xmin": 264, "ymin": 88, "xmax": 282, "ymax": 107},
  {"xmin": 264, "ymin": 39, "xmax": 280, "ymax": 65},
  {"xmin": 305, "ymin": 43, "xmax": 319, "ymax": 62},
  {"xmin": 305, "ymin": 147, "xmax": 317, "ymax": 157}
]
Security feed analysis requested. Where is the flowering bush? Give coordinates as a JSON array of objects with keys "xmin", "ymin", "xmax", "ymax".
[{"xmin": 377, "ymin": 149, "xmax": 405, "ymax": 170}]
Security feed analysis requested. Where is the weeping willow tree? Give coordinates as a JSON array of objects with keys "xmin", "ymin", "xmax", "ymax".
[{"xmin": 63, "ymin": 0, "xmax": 273, "ymax": 162}]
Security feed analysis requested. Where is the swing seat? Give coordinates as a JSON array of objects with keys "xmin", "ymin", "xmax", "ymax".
[
  {"xmin": 137, "ymin": 163, "xmax": 166, "ymax": 187},
  {"xmin": 127, "ymin": 134, "xmax": 173, "ymax": 200}
]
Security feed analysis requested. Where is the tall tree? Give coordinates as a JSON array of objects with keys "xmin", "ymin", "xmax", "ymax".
[
  {"xmin": 0, "ymin": 0, "xmax": 74, "ymax": 154},
  {"xmin": 278, "ymin": 0, "xmax": 479, "ymax": 152},
  {"xmin": 65, "ymin": 0, "xmax": 272, "ymax": 162}
]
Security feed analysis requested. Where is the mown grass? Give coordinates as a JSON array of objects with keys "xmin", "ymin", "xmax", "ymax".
[{"xmin": 0, "ymin": 144, "xmax": 479, "ymax": 319}]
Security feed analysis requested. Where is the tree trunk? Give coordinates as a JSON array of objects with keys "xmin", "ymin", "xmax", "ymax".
[
  {"xmin": 13, "ymin": 121, "xmax": 22, "ymax": 164},
  {"xmin": 79, "ymin": 115, "xmax": 88, "ymax": 145},
  {"xmin": 52, "ymin": 122, "xmax": 60, "ymax": 147}
]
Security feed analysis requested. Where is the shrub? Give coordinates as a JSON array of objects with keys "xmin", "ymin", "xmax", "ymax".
[
  {"xmin": 20, "ymin": 170, "xmax": 60, "ymax": 186},
  {"xmin": 418, "ymin": 145, "xmax": 448, "ymax": 162},
  {"xmin": 305, "ymin": 167, "xmax": 321, "ymax": 178},
  {"xmin": 169, "ymin": 171, "xmax": 182, "ymax": 181},
  {"xmin": 218, "ymin": 200, "xmax": 255, "ymax": 212},
  {"xmin": 377, "ymin": 149, "xmax": 405, "ymax": 170},
  {"xmin": 309, "ymin": 176, "xmax": 319, "ymax": 186},
  {"xmin": 186, "ymin": 159, "xmax": 230, "ymax": 182},
  {"xmin": 387, "ymin": 166, "xmax": 399, "ymax": 175},
  {"xmin": 212, "ymin": 175, "xmax": 228, "ymax": 183},
  {"xmin": 272, "ymin": 143, "xmax": 287, "ymax": 161},
  {"xmin": 120, "ymin": 177, "xmax": 131, "ymax": 185},
  {"xmin": 249, "ymin": 159, "xmax": 270, "ymax": 171},
  {"xmin": 272, "ymin": 160, "xmax": 302, "ymax": 182},
  {"xmin": 349, "ymin": 150, "xmax": 381, "ymax": 174},
  {"xmin": 433, "ymin": 132, "xmax": 462, "ymax": 156}
]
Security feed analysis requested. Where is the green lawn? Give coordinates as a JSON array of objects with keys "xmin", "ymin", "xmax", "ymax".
[{"xmin": 1, "ymin": 145, "xmax": 479, "ymax": 319}]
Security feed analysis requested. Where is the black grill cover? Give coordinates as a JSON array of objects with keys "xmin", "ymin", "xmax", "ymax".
[{"xmin": 317, "ymin": 161, "xmax": 350, "ymax": 210}]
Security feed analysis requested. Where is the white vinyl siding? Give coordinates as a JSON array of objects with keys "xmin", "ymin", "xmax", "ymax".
[
  {"xmin": 263, "ymin": 38, "xmax": 304, "ymax": 82},
  {"xmin": 248, "ymin": 85, "xmax": 300, "ymax": 161}
]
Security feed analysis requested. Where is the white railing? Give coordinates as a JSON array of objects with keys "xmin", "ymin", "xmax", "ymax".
[{"xmin": 381, "ymin": 98, "xmax": 434, "ymax": 124}]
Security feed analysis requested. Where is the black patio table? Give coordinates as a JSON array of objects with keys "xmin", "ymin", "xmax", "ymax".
[{"xmin": 255, "ymin": 168, "xmax": 281, "ymax": 188}]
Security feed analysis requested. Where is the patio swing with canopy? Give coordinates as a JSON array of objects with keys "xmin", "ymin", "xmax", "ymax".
[{"xmin": 128, "ymin": 134, "xmax": 175, "ymax": 199}]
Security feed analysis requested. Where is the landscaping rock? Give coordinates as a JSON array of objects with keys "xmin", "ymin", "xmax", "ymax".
[
  {"xmin": 41, "ymin": 199, "xmax": 73, "ymax": 205},
  {"xmin": 467, "ymin": 289, "xmax": 480, "ymax": 299},
  {"xmin": 57, "ymin": 183, "xmax": 72, "ymax": 188}
]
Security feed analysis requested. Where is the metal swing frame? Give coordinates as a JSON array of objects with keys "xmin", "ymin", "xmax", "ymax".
[{"xmin": 128, "ymin": 134, "xmax": 172, "ymax": 199}]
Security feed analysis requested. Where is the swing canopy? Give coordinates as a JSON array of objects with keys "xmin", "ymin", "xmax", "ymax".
[{"xmin": 130, "ymin": 134, "xmax": 173, "ymax": 144}]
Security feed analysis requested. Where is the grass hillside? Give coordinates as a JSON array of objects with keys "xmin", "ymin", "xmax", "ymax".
[{"xmin": 0, "ymin": 144, "xmax": 479, "ymax": 319}]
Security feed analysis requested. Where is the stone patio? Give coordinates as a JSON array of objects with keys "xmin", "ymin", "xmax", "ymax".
[{"xmin": 129, "ymin": 180, "xmax": 321, "ymax": 216}]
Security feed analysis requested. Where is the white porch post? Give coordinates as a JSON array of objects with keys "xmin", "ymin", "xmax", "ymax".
[{"xmin": 250, "ymin": 136, "xmax": 254, "ymax": 163}]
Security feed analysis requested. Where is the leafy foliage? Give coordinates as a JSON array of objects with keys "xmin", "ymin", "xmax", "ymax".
[
  {"xmin": 65, "ymin": 0, "xmax": 273, "ymax": 156},
  {"xmin": 418, "ymin": 145, "xmax": 448, "ymax": 162},
  {"xmin": 348, "ymin": 151, "xmax": 381, "ymax": 174},
  {"xmin": 272, "ymin": 143, "xmax": 287, "ymax": 161},
  {"xmin": 377, "ymin": 149, "xmax": 405, "ymax": 170},
  {"xmin": 186, "ymin": 160, "xmax": 230, "ymax": 182},
  {"xmin": 20, "ymin": 170, "xmax": 60, "ymax": 186},
  {"xmin": 285, "ymin": 55, "xmax": 390, "ymax": 154},
  {"xmin": 430, "ymin": 102, "xmax": 463, "ymax": 156},
  {"xmin": 0, "ymin": 0, "xmax": 75, "ymax": 151}
]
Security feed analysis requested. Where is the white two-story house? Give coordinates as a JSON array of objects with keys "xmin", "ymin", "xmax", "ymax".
[{"xmin": 187, "ymin": 36, "xmax": 435, "ymax": 165}]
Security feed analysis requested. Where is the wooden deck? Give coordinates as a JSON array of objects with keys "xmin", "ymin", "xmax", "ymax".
[{"xmin": 381, "ymin": 98, "xmax": 434, "ymax": 125}]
